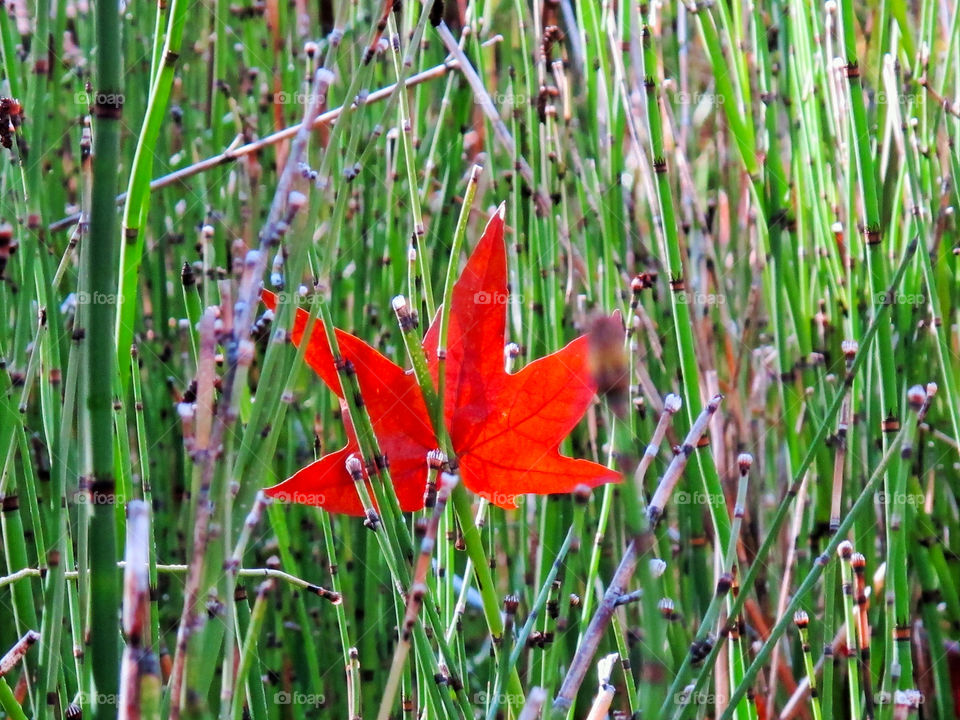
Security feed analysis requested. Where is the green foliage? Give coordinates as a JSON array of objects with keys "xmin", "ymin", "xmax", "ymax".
[{"xmin": 0, "ymin": 0, "xmax": 958, "ymax": 718}]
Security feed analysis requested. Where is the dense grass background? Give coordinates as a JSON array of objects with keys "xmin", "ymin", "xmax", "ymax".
[{"xmin": 0, "ymin": 0, "xmax": 959, "ymax": 719}]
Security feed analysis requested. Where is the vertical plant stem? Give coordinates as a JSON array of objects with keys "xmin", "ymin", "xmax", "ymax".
[{"xmin": 84, "ymin": 0, "xmax": 125, "ymax": 710}]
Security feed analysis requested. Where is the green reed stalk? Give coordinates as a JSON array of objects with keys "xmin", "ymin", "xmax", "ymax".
[
  {"xmin": 83, "ymin": 0, "xmax": 125, "ymax": 711},
  {"xmin": 837, "ymin": 542, "xmax": 864, "ymax": 719},
  {"xmin": 794, "ymin": 611, "xmax": 824, "ymax": 720}
]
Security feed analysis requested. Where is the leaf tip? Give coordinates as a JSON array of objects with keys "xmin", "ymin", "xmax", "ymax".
[{"xmin": 261, "ymin": 287, "xmax": 277, "ymax": 310}]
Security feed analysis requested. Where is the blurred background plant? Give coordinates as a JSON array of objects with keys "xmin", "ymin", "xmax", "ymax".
[{"xmin": 0, "ymin": 0, "xmax": 959, "ymax": 718}]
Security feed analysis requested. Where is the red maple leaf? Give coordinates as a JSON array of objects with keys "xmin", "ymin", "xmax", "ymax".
[{"xmin": 261, "ymin": 207, "xmax": 619, "ymax": 515}]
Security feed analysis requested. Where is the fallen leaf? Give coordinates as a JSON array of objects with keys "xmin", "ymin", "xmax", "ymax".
[{"xmin": 262, "ymin": 206, "xmax": 619, "ymax": 515}]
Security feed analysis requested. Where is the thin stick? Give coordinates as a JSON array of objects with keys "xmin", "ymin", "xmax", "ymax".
[
  {"xmin": 0, "ymin": 632, "xmax": 40, "ymax": 677},
  {"xmin": 519, "ymin": 688, "xmax": 549, "ymax": 720},
  {"xmin": 585, "ymin": 654, "xmax": 617, "ymax": 720},
  {"xmin": 0, "ymin": 564, "xmax": 340, "ymax": 600},
  {"xmin": 633, "ymin": 393, "xmax": 683, "ymax": 491},
  {"xmin": 647, "ymin": 393, "xmax": 724, "ymax": 524}
]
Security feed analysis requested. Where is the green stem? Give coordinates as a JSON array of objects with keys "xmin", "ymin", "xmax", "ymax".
[{"xmin": 84, "ymin": 0, "xmax": 125, "ymax": 711}]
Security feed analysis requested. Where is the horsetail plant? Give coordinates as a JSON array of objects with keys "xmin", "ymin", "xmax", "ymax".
[{"xmin": 1, "ymin": 1, "xmax": 959, "ymax": 719}]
